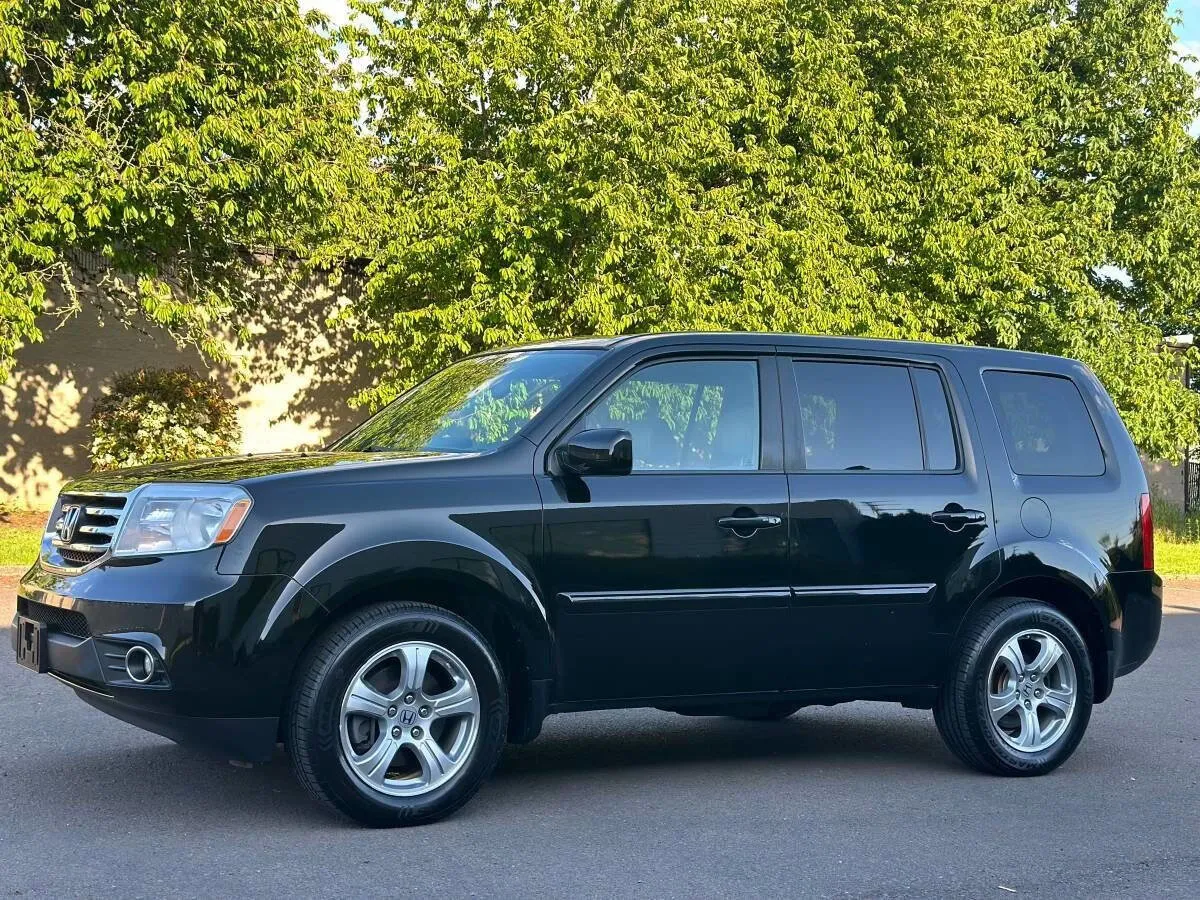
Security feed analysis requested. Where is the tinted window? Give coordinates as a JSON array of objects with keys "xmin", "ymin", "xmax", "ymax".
[
  {"xmin": 335, "ymin": 349, "xmax": 601, "ymax": 453},
  {"xmin": 912, "ymin": 367, "xmax": 959, "ymax": 470},
  {"xmin": 983, "ymin": 371, "xmax": 1104, "ymax": 476},
  {"xmin": 792, "ymin": 361, "xmax": 923, "ymax": 471},
  {"xmin": 583, "ymin": 360, "xmax": 760, "ymax": 471}
]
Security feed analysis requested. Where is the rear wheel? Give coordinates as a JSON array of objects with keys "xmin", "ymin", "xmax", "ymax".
[
  {"xmin": 288, "ymin": 601, "xmax": 507, "ymax": 826},
  {"xmin": 935, "ymin": 598, "xmax": 1093, "ymax": 776}
]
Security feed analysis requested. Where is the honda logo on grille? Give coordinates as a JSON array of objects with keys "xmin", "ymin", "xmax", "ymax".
[{"xmin": 56, "ymin": 504, "xmax": 82, "ymax": 544}]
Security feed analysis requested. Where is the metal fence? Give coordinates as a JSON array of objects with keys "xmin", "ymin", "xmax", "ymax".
[{"xmin": 1186, "ymin": 458, "xmax": 1200, "ymax": 514}]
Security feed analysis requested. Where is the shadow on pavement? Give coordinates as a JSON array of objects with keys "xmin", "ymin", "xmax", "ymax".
[
  {"xmin": 1, "ymin": 645, "xmax": 950, "ymax": 831},
  {"xmin": 2, "ymin": 612, "xmax": 1194, "ymax": 832},
  {"xmin": 497, "ymin": 706, "xmax": 948, "ymax": 779}
]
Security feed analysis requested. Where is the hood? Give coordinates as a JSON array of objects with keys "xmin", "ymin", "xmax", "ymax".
[{"xmin": 61, "ymin": 450, "xmax": 460, "ymax": 493}]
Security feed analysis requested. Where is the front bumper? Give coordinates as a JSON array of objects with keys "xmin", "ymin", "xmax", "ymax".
[
  {"xmin": 12, "ymin": 556, "xmax": 316, "ymax": 762},
  {"xmin": 10, "ymin": 610, "xmax": 279, "ymax": 762},
  {"xmin": 75, "ymin": 688, "xmax": 278, "ymax": 763}
]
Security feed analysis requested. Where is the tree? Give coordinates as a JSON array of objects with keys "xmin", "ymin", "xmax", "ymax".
[
  {"xmin": 341, "ymin": 0, "xmax": 1200, "ymax": 458},
  {"xmin": 0, "ymin": 0, "xmax": 364, "ymax": 378}
]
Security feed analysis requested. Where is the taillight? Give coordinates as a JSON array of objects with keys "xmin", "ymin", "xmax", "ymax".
[{"xmin": 1139, "ymin": 492, "xmax": 1154, "ymax": 571}]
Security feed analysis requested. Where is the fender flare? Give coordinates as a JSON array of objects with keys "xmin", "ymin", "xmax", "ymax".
[
  {"xmin": 956, "ymin": 537, "xmax": 1119, "ymax": 698},
  {"xmin": 254, "ymin": 538, "xmax": 555, "ymax": 683},
  {"xmin": 984, "ymin": 539, "xmax": 1117, "ymax": 632}
]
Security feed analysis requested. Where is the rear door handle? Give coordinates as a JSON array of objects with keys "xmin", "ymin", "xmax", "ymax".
[
  {"xmin": 717, "ymin": 514, "xmax": 782, "ymax": 536},
  {"xmin": 930, "ymin": 506, "xmax": 987, "ymax": 532}
]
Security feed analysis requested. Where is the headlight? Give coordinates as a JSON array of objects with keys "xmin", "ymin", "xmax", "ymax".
[{"xmin": 112, "ymin": 484, "xmax": 253, "ymax": 557}]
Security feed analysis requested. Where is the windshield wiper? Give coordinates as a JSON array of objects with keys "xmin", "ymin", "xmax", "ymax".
[{"xmin": 357, "ymin": 444, "xmax": 473, "ymax": 454}]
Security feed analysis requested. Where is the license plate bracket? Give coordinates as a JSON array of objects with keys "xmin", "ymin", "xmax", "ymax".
[{"xmin": 15, "ymin": 616, "xmax": 47, "ymax": 673}]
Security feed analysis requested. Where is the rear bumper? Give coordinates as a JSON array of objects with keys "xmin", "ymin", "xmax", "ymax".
[{"xmin": 1114, "ymin": 574, "xmax": 1162, "ymax": 678}]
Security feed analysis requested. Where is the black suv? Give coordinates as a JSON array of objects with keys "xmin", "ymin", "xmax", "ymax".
[{"xmin": 13, "ymin": 333, "xmax": 1161, "ymax": 825}]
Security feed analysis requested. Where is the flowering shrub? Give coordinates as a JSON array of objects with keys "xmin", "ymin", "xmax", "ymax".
[{"xmin": 89, "ymin": 368, "xmax": 241, "ymax": 470}]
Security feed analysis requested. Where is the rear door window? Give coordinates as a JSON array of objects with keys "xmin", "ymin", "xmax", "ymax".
[
  {"xmin": 911, "ymin": 367, "xmax": 959, "ymax": 471},
  {"xmin": 791, "ymin": 361, "xmax": 924, "ymax": 471},
  {"xmin": 983, "ymin": 371, "xmax": 1104, "ymax": 476}
]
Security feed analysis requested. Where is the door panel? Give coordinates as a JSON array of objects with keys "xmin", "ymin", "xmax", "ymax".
[
  {"xmin": 781, "ymin": 355, "xmax": 998, "ymax": 689},
  {"xmin": 540, "ymin": 473, "xmax": 790, "ymax": 700},
  {"xmin": 535, "ymin": 353, "xmax": 791, "ymax": 702},
  {"xmin": 785, "ymin": 477, "xmax": 992, "ymax": 687}
]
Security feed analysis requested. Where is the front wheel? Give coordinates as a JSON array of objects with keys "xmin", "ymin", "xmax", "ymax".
[
  {"xmin": 288, "ymin": 601, "xmax": 508, "ymax": 826},
  {"xmin": 935, "ymin": 598, "xmax": 1093, "ymax": 776}
]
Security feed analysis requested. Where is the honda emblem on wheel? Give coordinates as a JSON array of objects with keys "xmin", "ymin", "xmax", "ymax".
[{"xmin": 399, "ymin": 708, "xmax": 416, "ymax": 726}]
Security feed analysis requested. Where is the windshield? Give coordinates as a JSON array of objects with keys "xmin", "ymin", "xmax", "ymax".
[{"xmin": 333, "ymin": 349, "xmax": 603, "ymax": 454}]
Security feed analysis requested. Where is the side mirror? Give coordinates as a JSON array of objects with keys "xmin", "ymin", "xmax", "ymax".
[{"xmin": 557, "ymin": 428, "xmax": 633, "ymax": 476}]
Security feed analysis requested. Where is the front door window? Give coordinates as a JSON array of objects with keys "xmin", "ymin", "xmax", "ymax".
[{"xmin": 582, "ymin": 359, "xmax": 760, "ymax": 471}]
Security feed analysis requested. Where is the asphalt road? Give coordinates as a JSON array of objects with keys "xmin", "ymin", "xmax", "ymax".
[{"xmin": 0, "ymin": 583, "xmax": 1197, "ymax": 899}]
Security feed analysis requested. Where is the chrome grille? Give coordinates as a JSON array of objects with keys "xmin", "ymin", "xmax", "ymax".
[{"xmin": 47, "ymin": 491, "xmax": 127, "ymax": 569}]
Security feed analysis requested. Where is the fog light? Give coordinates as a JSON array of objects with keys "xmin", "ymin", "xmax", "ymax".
[{"xmin": 124, "ymin": 646, "xmax": 157, "ymax": 684}]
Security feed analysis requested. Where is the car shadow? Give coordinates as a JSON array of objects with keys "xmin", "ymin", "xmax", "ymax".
[
  {"xmin": 0, "ymin": 690, "xmax": 953, "ymax": 832},
  {"xmin": 496, "ymin": 705, "xmax": 950, "ymax": 779},
  {"xmin": 11, "ymin": 609, "xmax": 1192, "ymax": 830}
]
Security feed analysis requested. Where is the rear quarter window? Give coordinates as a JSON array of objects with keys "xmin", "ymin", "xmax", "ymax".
[{"xmin": 983, "ymin": 371, "xmax": 1105, "ymax": 476}]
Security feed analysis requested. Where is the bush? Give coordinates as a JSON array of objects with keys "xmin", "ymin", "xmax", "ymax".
[
  {"xmin": 89, "ymin": 368, "xmax": 241, "ymax": 470},
  {"xmin": 1150, "ymin": 484, "xmax": 1200, "ymax": 543}
]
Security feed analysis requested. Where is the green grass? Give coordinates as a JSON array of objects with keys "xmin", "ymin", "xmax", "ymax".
[
  {"xmin": 1156, "ymin": 538, "xmax": 1200, "ymax": 579},
  {"xmin": 1146, "ymin": 488, "xmax": 1200, "ymax": 576},
  {"xmin": 0, "ymin": 524, "xmax": 42, "ymax": 567}
]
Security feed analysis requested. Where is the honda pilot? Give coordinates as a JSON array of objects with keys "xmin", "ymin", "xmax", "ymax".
[{"xmin": 12, "ymin": 333, "xmax": 1162, "ymax": 825}]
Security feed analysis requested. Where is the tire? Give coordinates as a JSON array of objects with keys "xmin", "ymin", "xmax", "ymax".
[
  {"xmin": 935, "ymin": 597, "xmax": 1093, "ymax": 776},
  {"xmin": 287, "ymin": 601, "xmax": 508, "ymax": 826}
]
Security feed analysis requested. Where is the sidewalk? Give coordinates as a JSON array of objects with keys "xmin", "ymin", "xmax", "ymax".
[{"xmin": 1164, "ymin": 579, "xmax": 1200, "ymax": 614}]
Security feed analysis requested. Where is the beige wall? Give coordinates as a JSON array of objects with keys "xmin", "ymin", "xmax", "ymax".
[
  {"xmin": 2, "ymin": 263, "xmax": 372, "ymax": 508},
  {"xmin": 1143, "ymin": 456, "xmax": 1185, "ymax": 514}
]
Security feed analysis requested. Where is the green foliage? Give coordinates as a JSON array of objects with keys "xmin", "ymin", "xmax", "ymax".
[
  {"xmin": 1150, "ymin": 482, "xmax": 1200, "ymax": 542},
  {"xmin": 89, "ymin": 368, "xmax": 241, "ymax": 470},
  {"xmin": 340, "ymin": 0, "xmax": 1200, "ymax": 459},
  {"xmin": 0, "ymin": 0, "xmax": 366, "ymax": 377},
  {"xmin": 6, "ymin": 0, "xmax": 1198, "ymax": 461}
]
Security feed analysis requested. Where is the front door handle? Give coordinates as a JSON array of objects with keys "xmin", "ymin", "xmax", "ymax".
[
  {"xmin": 717, "ymin": 514, "xmax": 782, "ymax": 537},
  {"xmin": 930, "ymin": 505, "xmax": 987, "ymax": 532}
]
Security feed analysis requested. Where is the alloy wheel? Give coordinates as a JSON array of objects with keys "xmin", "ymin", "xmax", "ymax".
[
  {"xmin": 986, "ymin": 628, "xmax": 1077, "ymax": 753},
  {"xmin": 339, "ymin": 641, "xmax": 481, "ymax": 797}
]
